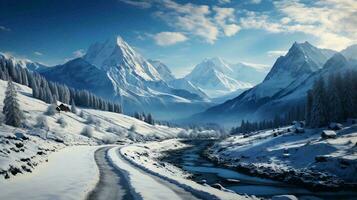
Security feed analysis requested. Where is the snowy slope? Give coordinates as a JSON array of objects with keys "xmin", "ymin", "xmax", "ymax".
[
  {"xmin": 168, "ymin": 78, "xmax": 209, "ymax": 99},
  {"xmin": 40, "ymin": 36, "xmax": 211, "ymax": 120},
  {"xmin": 148, "ymin": 59, "xmax": 175, "ymax": 82},
  {"xmin": 0, "ymin": 79, "xmax": 189, "ymax": 179},
  {"xmin": 209, "ymin": 125, "xmax": 357, "ymax": 188},
  {"xmin": 185, "ymin": 57, "xmax": 255, "ymax": 97}
]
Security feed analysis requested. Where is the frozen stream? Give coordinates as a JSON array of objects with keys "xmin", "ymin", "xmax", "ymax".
[{"xmin": 161, "ymin": 140, "xmax": 357, "ymax": 199}]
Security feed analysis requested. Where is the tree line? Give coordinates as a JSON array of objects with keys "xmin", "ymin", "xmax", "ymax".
[
  {"xmin": 305, "ymin": 70, "xmax": 357, "ymax": 128},
  {"xmin": 133, "ymin": 112, "xmax": 155, "ymax": 125},
  {"xmin": 231, "ymin": 70, "xmax": 357, "ymax": 134},
  {"xmin": 0, "ymin": 58, "xmax": 122, "ymax": 113},
  {"xmin": 230, "ymin": 105, "xmax": 304, "ymax": 134}
]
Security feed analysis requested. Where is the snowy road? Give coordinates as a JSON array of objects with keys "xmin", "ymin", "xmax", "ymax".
[
  {"xmin": 89, "ymin": 146, "xmax": 202, "ymax": 200},
  {"xmin": 86, "ymin": 147, "xmax": 136, "ymax": 200}
]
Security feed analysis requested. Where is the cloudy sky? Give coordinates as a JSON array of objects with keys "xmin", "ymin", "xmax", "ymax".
[{"xmin": 0, "ymin": 0, "xmax": 356, "ymax": 77}]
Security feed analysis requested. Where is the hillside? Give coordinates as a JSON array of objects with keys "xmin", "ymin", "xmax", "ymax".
[{"xmin": 0, "ymin": 79, "xmax": 185, "ymax": 179}]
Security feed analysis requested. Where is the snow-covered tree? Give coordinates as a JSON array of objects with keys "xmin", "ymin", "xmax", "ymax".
[
  {"xmin": 70, "ymin": 99, "xmax": 77, "ymax": 114},
  {"xmin": 2, "ymin": 80, "xmax": 23, "ymax": 127},
  {"xmin": 45, "ymin": 103, "xmax": 57, "ymax": 116}
]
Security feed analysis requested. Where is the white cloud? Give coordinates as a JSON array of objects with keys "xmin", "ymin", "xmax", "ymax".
[
  {"xmin": 267, "ymin": 50, "xmax": 287, "ymax": 57},
  {"xmin": 155, "ymin": 1, "xmax": 219, "ymax": 43},
  {"xmin": 73, "ymin": 49, "xmax": 85, "ymax": 57},
  {"xmin": 0, "ymin": 25, "xmax": 11, "ymax": 32},
  {"xmin": 120, "ymin": 0, "xmax": 240, "ymax": 44},
  {"xmin": 240, "ymin": 11, "xmax": 284, "ymax": 33},
  {"xmin": 154, "ymin": 1, "xmax": 241, "ymax": 43},
  {"xmin": 213, "ymin": 6, "xmax": 241, "ymax": 37},
  {"xmin": 118, "ymin": 0, "xmax": 152, "ymax": 9},
  {"xmin": 239, "ymin": 0, "xmax": 357, "ymax": 50},
  {"xmin": 218, "ymin": 0, "xmax": 231, "ymax": 4},
  {"xmin": 275, "ymin": 0, "xmax": 357, "ymax": 50},
  {"xmin": 34, "ymin": 51, "xmax": 43, "ymax": 56},
  {"xmin": 153, "ymin": 32, "xmax": 188, "ymax": 46},
  {"xmin": 250, "ymin": 0, "xmax": 261, "ymax": 4}
]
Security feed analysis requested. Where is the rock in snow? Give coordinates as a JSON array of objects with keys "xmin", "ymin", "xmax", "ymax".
[{"xmin": 321, "ymin": 130, "xmax": 337, "ymax": 139}]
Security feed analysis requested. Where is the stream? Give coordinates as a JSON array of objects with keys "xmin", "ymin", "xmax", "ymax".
[{"xmin": 161, "ymin": 140, "xmax": 357, "ymax": 200}]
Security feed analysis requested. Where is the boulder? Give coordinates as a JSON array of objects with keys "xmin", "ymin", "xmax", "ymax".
[
  {"xmin": 211, "ymin": 183, "xmax": 224, "ymax": 190},
  {"xmin": 321, "ymin": 130, "xmax": 337, "ymax": 139}
]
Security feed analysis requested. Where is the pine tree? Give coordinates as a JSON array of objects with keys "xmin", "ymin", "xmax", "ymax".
[
  {"xmin": 310, "ymin": 77, "xmax": 328, "ymax": 127},
  {"xmin": 305, "ymin": 90, "xmax": 313, "ymax": 126},
  {"xmin": 327, "ymin": 74, "xmax": 343, "ymax": 122},
  {"xmin": 71, "ymin": 99, "xmax": 77, "ymax": 114},
  {"xmin": 3, "ymin": 80, "xmax": 23, "ymax": 127}
]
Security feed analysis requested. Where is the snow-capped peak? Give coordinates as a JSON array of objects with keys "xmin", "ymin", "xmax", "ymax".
[
  {"xmin": 184, "ymin": 57, "xmax": 257, "ymax": 97},
  {"xmin": 83, "ymin": 36, "xmax": 162, "ymax": 81},
  {"xmin": 265, "ymin": 41, "xmax": 333, "ymax": 82}
]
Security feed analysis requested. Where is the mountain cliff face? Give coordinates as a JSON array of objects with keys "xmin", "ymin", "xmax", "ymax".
[
  {"xmin": 189, "ymin": 42, "xmax": 353, "ymax": 125},
  {"xmin": 148, "ymin": 59, "xmax": 175, "ymax": 82},
  {"xmin": 41, "ymin": 36, "xmax": 212, "ymax": 120},
  {"xmin": 184, "ymin": 57, "xmax": 266, "ymax": 97}
]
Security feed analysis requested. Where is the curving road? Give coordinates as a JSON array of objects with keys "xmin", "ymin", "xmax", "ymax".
[
  {"xmin": 86, "ymin": 147, "xmax": 135, "ymax": 200},
  {"xmin": 87, "ymin": 146, "xmax": 202, "ymax": 200}
]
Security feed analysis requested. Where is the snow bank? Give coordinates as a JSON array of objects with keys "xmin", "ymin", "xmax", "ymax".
[
  {"xmin": 118, "ymin": 140, "xmax": 255, "ymax": 200},
  {"xmin": 0, "ymin": 146, "xmax": 99, "ymax": 200}
]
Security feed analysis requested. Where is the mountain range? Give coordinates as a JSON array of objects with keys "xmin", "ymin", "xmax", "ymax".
[
  {"xmin": 189, "ymin": 42, "xmax": 357, "ymax": 126},
  {"xmin": 2, "ymin": 36, "xmax": 266, "ymax": 120},
  {"xmin": 2, "ymin": 36, "xmax": 355, "ymax": 125},
  {"xmin": 39, "ymin": 36, "xmax": 214, "ymax": 120},
  {"xmin": 184, "ymin": 57, "xmax": 267, "ymax": 98}
]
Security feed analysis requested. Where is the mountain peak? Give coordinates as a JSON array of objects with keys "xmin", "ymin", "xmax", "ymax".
[
  {"xmin": 265, "ymin": 41, "xmax": 333, "ymax": 83},
  {"xmin": 341, "ymin": 44, "xmax": 357, "ymax": 59},
  {"xmin": 83, "ymin": 36, "xmax": 162, "ymax": 81},
  {"xmin": 323, "ymin": 53, "xmax": 348, "ymax": 70}
]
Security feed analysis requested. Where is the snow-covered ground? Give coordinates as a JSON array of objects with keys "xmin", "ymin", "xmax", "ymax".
[
  {"xmin": 0, "ymin": 79, "xmax": 185, "ymax": 179},
  {"xmin": 119, "ymin": 139, "xmax": 256, "ymax": 200},
  {"xmin": 0, "ymin": 146, "xmax": 99, "ymax": 200},
  {"xmin": 208, "ymin": 125, "xmax": 357, "ymax": 190},
  {"xmin": 2, "ymin": 79, "xmax": 242, "ymax": 200}
]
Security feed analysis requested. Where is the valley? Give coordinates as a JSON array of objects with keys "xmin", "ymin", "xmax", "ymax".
[{"xmin": 1, "ymin": 1, "xmax": 357, "ymax": 199}]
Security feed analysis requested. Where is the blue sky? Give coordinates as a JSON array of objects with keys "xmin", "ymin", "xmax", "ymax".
[{"xmin": 0, "ymin": 0, "xmax": 356, "ymax": 77}]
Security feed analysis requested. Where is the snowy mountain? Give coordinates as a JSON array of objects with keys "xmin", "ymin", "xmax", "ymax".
[
  {"xmin": 167, "ymin": 78, "xmax": 208, "ymax": 100},
  {"xmin": 148, "ymin": 59, "xmax": 175, "ymax": 82},
  {"xmin": 189, "ymin": 42, "xmax": 343, "ymax": 125},
  {"xmin": 184, "ymin": 57, "xmax": 265, "ymax": 97},
  {"xmin": 41, "ymin": 58, "xmax": 114, "ymax": 97},
  {"xmin": 341, "ymin": 44, "xmax": 357, "ymax": 59},
  {"xmin": 0, "ymin": 52, "xmax": 48, "ymax": 72},
  {"xmin": 41, "ymin": 36, "xmax": 212, "ymax": 120}
]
